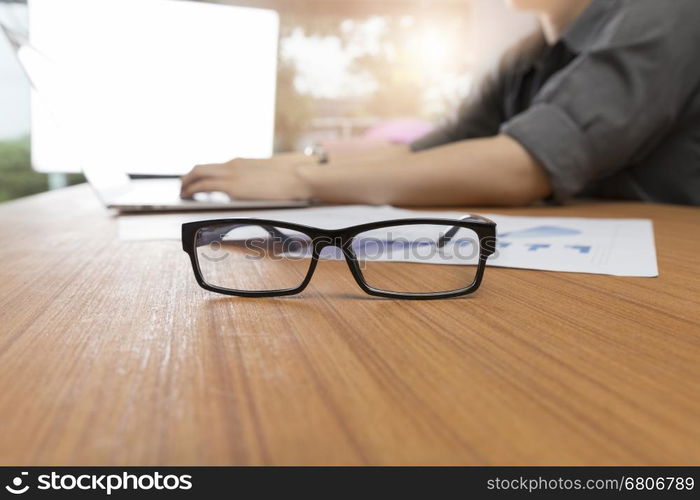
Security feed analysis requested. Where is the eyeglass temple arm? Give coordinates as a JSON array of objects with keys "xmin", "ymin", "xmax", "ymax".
[
  {"xmin": 437, "ymin": 215, "xmax": 495, "ymax": 249},
  {"xmin": 195, "ymin": 223, "xmax": 291, "ymax": 247}
]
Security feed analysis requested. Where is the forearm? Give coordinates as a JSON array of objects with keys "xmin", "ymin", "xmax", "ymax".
[
  {"xmin": 299, "ymin": 135, "xmax": 551, "ymax": 206},
  {"xmin": 326, "ymin": 142, "xmax": 411, "ymax": 168}
]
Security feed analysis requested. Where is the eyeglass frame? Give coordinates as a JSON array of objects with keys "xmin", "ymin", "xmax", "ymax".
[{"xmin": 182, "ymin": 215, "xmax": 497, "ymax": 300}]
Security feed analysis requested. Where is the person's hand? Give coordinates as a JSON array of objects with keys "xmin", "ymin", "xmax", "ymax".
[{"xmin": 180, "ymin": 153, "xmax": 315, "ymax": 200}]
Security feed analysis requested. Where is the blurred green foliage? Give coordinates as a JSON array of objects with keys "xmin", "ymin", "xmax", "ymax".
[
  {"xmin": 0, "ymin": 136, "xmax": 43, "ymax": 202},
  {"xmin": 0, "ymin": 136, "xmax": 85, "ymax": 203}
]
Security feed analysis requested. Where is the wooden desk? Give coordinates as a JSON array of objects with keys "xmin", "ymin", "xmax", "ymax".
[{"xmin": 0, "ymin": 185, "xmax": 698, "ymax": 465}]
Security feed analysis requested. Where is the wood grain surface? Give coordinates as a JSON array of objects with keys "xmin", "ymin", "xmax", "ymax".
[{"xmin": 0, "ymin": 184, "xmax": 698, "ymax": 465}]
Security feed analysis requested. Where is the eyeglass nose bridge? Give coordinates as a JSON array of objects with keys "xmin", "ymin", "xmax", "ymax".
[
  {"xmin": 307, "ymin": 233, "xmax": 369, "ymax": 293},
  {"xmin": 311, "ymin": 234, "xmax": 353, "ymax": 254}
]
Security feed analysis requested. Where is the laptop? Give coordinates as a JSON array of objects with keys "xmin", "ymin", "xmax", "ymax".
[
  {"xmin": 3, "ymin": 0, "xmax": 310, "ymax": 212},
  {"xmin": 83, "ymin": 167, "xmax": 310, "ymax": 212}
]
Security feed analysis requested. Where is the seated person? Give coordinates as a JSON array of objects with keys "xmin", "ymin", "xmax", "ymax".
[{"xmin": 181, "ymin": 0, "xmax": 700, "ymax": 207}]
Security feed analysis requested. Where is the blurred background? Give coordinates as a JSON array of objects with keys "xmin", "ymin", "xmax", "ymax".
[{"xmin": 0, "ymin": 0, "xmax": 535, "ymax": 202}]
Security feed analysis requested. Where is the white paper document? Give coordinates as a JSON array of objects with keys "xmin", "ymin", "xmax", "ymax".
[{"xmin": 118, "ymin": 205, "xmax": 658, "ymax": 277}]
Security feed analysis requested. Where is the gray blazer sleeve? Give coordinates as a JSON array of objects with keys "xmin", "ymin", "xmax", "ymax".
[{"xmin": 502, "ymin": 1, "xmax": 700, "ymax": 201}]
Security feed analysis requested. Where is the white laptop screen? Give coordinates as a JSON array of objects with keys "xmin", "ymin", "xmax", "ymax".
[{"xmin": 28, "ymin": 0, "xmax": 279, "ymax": 175}]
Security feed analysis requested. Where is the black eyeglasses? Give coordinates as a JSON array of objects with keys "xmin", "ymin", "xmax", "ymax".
[{"xmin": 182, "ymin": 215, "xmax": 496, "ymax": 299}]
